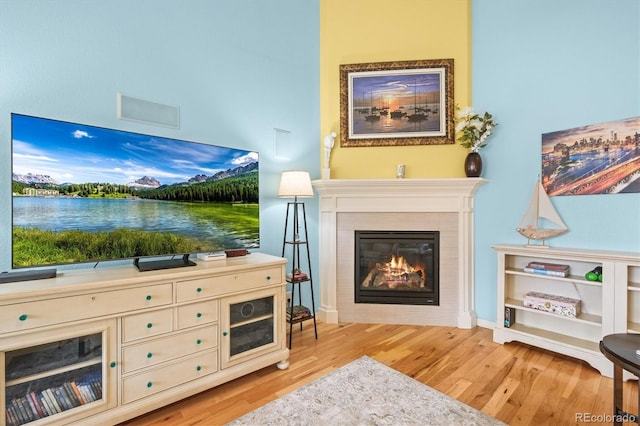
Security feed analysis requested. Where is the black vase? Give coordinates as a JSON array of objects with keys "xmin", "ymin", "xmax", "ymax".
[{"xmin": 464, "ymin": 151, "xmax": 482, "ymax": 177}]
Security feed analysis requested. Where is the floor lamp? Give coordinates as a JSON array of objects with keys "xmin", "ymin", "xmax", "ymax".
[{"xmin": 278, "ymin": 170, "xmax": 317, "ymax": 348}]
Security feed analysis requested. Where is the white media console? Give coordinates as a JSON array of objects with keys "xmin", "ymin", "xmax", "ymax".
[{"xmin": 0, "ymin": 253, "xmax": 289, "ymax": 425}]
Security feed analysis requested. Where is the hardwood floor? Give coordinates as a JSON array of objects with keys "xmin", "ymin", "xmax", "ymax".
[{"xmin": 121, "ymin": 322, "xmax": 637, "ymax": 425}]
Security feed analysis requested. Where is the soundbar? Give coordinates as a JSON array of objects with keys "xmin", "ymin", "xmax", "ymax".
[
  {"xmin": 0, "ymin": 268, "xmax": 57, "ymax": 284},
  {"xmin": 133, "ymin": 254, "xmax": 196, "ymax": 272}
]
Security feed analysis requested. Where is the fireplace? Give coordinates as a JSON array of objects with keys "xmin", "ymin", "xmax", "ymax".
[
  {"xmin": 312, "ymin": 178, "xmax": 486, "ymax": 327},
  {"xmin": 355, "ymin": 231, "xmax": 439, "ymax": 305}
]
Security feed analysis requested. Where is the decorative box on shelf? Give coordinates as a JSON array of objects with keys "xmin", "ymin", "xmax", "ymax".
[{"xmin": 523, "ymin": 291, "xmax": 581, "ymax": 318}]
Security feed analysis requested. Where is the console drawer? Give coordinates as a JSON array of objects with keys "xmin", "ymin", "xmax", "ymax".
[
  {"xmin": 176, "ymin": 267, "xmax": 282, "ymax": 302},
  {"xmin": 122, "ymin": 307, "xmax": 174, "ymax": 343},
  {"xmin": 122, "ymin": 349, "xmax": 218, "ymax": 404},
  {"xmin": 122, "ymin": 324, "xmax": 217, "ymax": 373},
  {"xmin": 177, "ymin": 300, "xmax": 218, "ymax": 330},
  {"xmin": 0, "ymin": 283, "xmax": 173, "ymax": 334}
]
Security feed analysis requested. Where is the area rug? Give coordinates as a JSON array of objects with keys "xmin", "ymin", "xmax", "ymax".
[{"xmin": 228, "ymin": 356, "xmax": 504, "ymax": 425}]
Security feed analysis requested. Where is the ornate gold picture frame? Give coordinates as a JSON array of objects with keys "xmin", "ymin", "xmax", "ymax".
[{"xmin": 340, "ymin": 59, "xmax": 454, "ymax": 147}]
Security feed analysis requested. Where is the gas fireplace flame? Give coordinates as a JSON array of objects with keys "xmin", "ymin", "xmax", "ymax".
[
  {"xmin": 379, "ymin": 255, "xmax": 415, "ymax": 278},
  {"xmin": 361, "ymin": 254, "xmax": 426, "ymax": 289}
]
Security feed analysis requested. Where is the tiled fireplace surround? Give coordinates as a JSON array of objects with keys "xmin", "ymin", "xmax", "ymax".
[{"xmin": 312, "ymin": 178, "xmax": 486, "ymax": 328}]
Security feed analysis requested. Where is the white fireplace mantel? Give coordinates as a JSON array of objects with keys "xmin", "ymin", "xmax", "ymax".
[{"xmin": 312, "ymin": 178, "xmax": 487, "ymax": 329}]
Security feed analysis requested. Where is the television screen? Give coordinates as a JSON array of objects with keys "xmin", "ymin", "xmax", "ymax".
[{"xmin": 11, "ymin": 113, "xmax": 259, "ymax": 271}]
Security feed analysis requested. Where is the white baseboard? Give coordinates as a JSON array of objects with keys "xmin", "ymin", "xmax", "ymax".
[{"xmin": 476, "ymin": 318, "xmax": 496, "ymax": 330}]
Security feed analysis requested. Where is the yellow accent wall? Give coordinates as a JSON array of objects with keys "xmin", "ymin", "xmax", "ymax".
[{"xmin": 320, "ymin": 0, "xmax": 471, "ymax": 178}]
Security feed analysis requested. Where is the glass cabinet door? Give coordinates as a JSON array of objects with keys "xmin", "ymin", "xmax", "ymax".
[
  {"xmin": 3, "ymin": 323, "xmax": 115, "ymax": 426},
  {"xmin": 229, "ymin": 295, "xmax": 274, "ymax": 356},
  {"xmin": 220, "ymin": 288, "xmax": 280, "ymax": 368}
]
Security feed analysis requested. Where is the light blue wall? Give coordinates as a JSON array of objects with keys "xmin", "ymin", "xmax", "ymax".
[
  {"xmin": 0, "ymin": 0, "xmax": 320, "ymax": 303},
  {"xmin": 472, "ymin": 0, "xmax": 640, "ymax": 323},
  {"xmin": 2, "ymin": 1, "xmax": 637, "ymax": 322}
]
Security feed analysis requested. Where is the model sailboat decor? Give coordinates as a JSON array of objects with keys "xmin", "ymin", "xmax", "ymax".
[{"xmin": 516, "ymin": 180, "xmax": 568, "ymax": 247}]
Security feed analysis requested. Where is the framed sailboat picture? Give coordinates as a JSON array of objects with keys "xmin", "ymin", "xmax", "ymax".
[
  {"xmin": 541, "ymin": 116, "xmax": 640, "ymax": 196},
  {"xmin": 339, "ymin": 59, "xmax": 454, "ymax": 147}
]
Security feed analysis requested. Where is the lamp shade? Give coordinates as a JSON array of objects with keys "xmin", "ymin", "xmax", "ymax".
[{"xmin": 278, "ymin": 170, "xmax": 314, "ymax": 198}]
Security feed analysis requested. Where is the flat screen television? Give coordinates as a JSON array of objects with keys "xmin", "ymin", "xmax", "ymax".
[{"xmin": 11, "ymin": 113, "xmax": 259, "ymax": 272}]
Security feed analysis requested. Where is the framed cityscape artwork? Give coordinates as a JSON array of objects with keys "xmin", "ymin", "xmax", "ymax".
[
  {"xmin": 542, "ymin": 116, "xmax": 640, "ymax": 196},
  {"xmin": 339, "ymin": 59, "xmax": 454, "ymax": 147}
]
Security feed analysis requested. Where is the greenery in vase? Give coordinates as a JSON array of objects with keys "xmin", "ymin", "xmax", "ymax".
[{"xmin": 455, "ymin": 106, "xmax": 497, "ymax": 152}]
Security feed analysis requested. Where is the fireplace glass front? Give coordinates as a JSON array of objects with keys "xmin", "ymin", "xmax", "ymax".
[{"xmin": 354, "ymin": 230, "xmax": 439, "ymax": 305}]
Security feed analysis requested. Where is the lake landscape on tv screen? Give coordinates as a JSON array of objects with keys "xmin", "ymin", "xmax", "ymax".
[{"xmin": 11, "ymin": 114, "xmax": 259, "ymax": 268}]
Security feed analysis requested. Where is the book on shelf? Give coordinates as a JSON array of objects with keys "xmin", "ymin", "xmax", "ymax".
[
  {"xmin": 286, "ymin": 271, "xmax": 308, "ymax": 281},
  {"xmin": 70, "ymin": 381, "xmax": 86, "ymax": 404},
  {"xmin": 67, "ymin": 382, "xmax": 80, "ymax": 405},
  {"xmin": 36, "ymin": 393, "xmax": 51, "ymax": 417},
  {"xmin": 523, "ymin": 266, "xmax": 568, "ymax": 277},
  {"xmin": 78, "ymin": 384, "xmax": 92, "ymax": 404},
  {"xmin": 44, "ymin": 392, "xmax": 56, "ymax": 416},
  {"xmin": 525, "ymin": 261, "xmax": 570, "ymax": 272},
  {"xmin": 32, "ymin": 392, "xmax": 48, "ymax": 418},
  {"xmin": 4, "ymin": 375, "xmax": 104, "ymax": 426},
  {"xmin": 53, "ymin": 386, "xmax": 72, "ymax": 411},
  {"xmin": 80, "ymin": 385, "xmax": 91, "ymax": 403},
  {"xmin": 287, "ymin": 304, "xmax": 311, "ymax": 320},
  {"xmin": 78, "ymin": 377, "xmax": 101, "ymax": 402},
  {"xmin": 44, "ymin": 388, "xmax": 62, "ymax": 413},
  {"xmin": 24, "ymin": 394, "xmax": 39, "ymax": 420},
  {"xmin": 15, "ymin": 397, "xmax": 34, "ymax": 422},
  {"xmin": 39, "ymin": 390, "xmax": 55, "ymax": 415},
  {"xmin": 92, "ymin": 377, "xmax": 103, "ymax": 399},
  {"xmin": 28, "ymin": 392, "xmax": 44, "ymax": 419},
  {"xmin": 7, "ymin": 400, "xmax": 25, "ymax": 425},
  {"xmin": 6, "ymin": 405, "xmax": 19, "ymax": 426}
]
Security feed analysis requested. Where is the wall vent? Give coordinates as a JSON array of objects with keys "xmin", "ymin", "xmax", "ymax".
[{"xmin": 117, "ymin": 93, "xmax": 180, "ymax": 128}]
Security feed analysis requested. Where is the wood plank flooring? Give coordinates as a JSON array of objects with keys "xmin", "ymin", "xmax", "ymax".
[{"xmin": 120, "ymin": 322, "xmax": 638, "ymax": 425}]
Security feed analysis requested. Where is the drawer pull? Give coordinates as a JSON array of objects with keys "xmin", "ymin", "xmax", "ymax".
[
  {"xmin": 146, "ymin": 295, "xmax": 152, "ymax": 301},
  {"xmin": 147, "ymin": 382, "xmax": 153, "ymax": 388},
  {"xmin": 147, "ymin": 352, "xmax": 153, "ymax": 358},
  {"xmin": 196, "ymin": 339, "xmax": 202, "ymax": 345},
  {"xmin": 197, "ymin": 312, "xmax": 202, "ymax": 318},
  {"xmin": 197, "ymin": 287, "xmax": 202, "ymax": 293},
  {"xmin": 110, "ymin": 362, "xmax": 117, "ymax": 368},
  {"xmin": 266, "ymin": 275, "xmax": 271, "ymax": 280},
  {"xmin": 18, "ymin": 314, "xmax": 28, "ymax": 321},
  {"xmin": 196, "ymin": 365, "xmax": 202, "ymax": 371},
  {"xmin": 147, "ymin": 323, "xmax": 153, "ymax": 329},
  {"xmin": 223, "ymin": 331, "xmax": 228, "ymax": 337}
]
